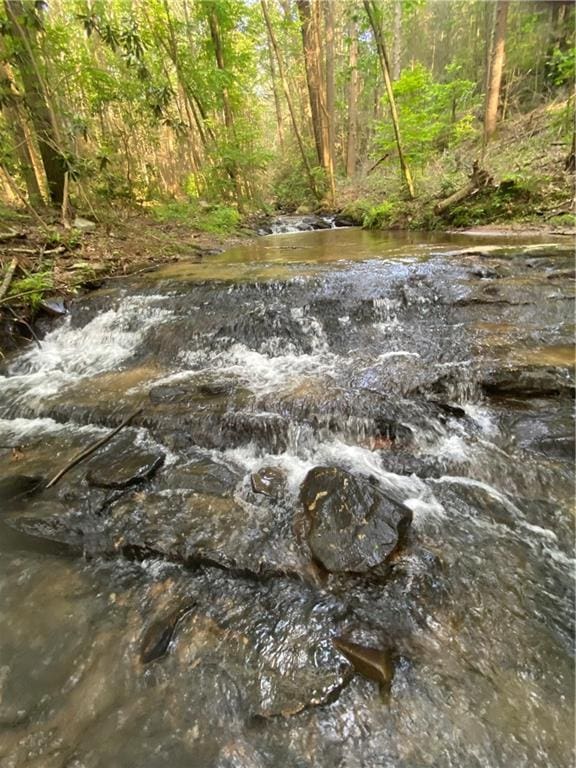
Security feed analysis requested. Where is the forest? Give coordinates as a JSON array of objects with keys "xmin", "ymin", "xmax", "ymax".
[{"xmin": 0, "ymin": 0, "xmax": 574, "ymax": 224}]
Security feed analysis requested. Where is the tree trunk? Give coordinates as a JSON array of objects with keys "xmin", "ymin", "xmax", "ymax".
[
  {"xmin": 392, "ymin": 0, "xmax": 402, "ymax": 80},
  {"xmin": 266, "ymin": 35, "xmax": 284, "ymax": 150},
  {"xmin": 206, "ymin": 2, "xmax": 244, "ymax": 206},
  {"xmin": 0, "ymin": 59, "xmax": 44, "ymax": 205},
  {"xmin": 296, "ymin": 0, "xmax": 324, "ymax": 167},
  {"xmin": 323, "ymin": 0, "xmax": 336, "ymax": 203},
  {"xmin": 483, "ymin": 0, "xmax": 509, "ymax": 147},
  {"xmin": 261, "ymin": 0, "xmax": 319, "ymax": 199},
  {"xmin": 345, "ymin": 19, "xmax": 359, "ymax": 177},
  {"xmin": 4, "ymin": 0, "xmax": 66, "ymax": 206},
  {"xmin": 363, "ymin": 0, "xmax": 415, "ymax": 199}
]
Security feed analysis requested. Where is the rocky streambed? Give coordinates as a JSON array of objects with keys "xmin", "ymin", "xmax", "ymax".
[{"xmin": 0, "ymin": 228, "xmax": 574, "ymax": 767}]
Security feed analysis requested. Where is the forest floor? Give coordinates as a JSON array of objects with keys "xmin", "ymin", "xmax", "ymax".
[{"xmin": 338, "ymin": 101, "xmax": 575, "ymax": 232}]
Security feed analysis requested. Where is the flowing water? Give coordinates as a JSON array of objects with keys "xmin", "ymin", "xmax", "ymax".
[{"xmin": 0, "ymin": 226, "xmax": 574, "ymax": 768}]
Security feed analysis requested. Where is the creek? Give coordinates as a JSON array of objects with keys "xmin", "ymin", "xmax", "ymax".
[{"xmin": 0, "ymin": 225, "xmax": 574, "ymax": 767}]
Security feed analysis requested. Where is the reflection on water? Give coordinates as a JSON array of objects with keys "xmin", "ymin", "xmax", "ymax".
[{"xmin": 0, "ymin": 229, "xmax": 573, "ymax": 768}]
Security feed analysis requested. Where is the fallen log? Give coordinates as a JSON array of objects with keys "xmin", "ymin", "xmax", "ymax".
[{"xmin": 434, "ymin": 161, "xmax": 493, "ymax": 216}]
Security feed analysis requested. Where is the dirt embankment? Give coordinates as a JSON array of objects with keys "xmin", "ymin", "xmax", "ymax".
[{"xmin": 0, "ymin": 210, "xmax": 255, "ymax": 355}]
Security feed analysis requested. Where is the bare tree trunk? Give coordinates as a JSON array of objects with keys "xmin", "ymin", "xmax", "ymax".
[
  {"xmin": 323, "ymin": 0, "xmax": 336, "ymax": 203},
  {"xmin": 363, "ymin": 0, "xmax": 415, "ymax": 199},
  {"xmin": 0, "ymin": 59, "xmax": 44, "ymax": 205},
  {"xmin": 4, "ymin": 0, "xmax": 66, "ymax": 205},
  {"xmin": 345, "ymin": 19, "xmax": 359, "ymax": 177},
  {"xmin": 296, "ymin": 0, "xmax": 324, "ymax": 166},
  {"xmin": 261, "ymin": 0, "xmax": 319, "ymax": 199},
  {"xmin": 483, "ymin": 0, "xmax": 509, "ymax": 149},
  {"xmin": 206, "ymin": 2, "xmax": 245, "ymax": 206},
  {"xmin": 392, "ymin": 0, "xmax": 402, "ymax": 80},
  {"xmin": 266, "ymin": 35, "xmax": 285, "ymax": 150}
]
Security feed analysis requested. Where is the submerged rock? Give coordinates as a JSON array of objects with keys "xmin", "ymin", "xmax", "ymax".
[
  {"xmin": 140, "ymin": 603, "xmax": 196, "ymax": 664},
  {"xmin": 300, "ymin": 467, "xmax": 412, "ymax": 573},
  {"xmin": 333, "ymin": 637, "xmax": 394, "ymax": 688},
  {"xmin": 0, "ymin": 475, "xmax": 44, "ymax": 508}
]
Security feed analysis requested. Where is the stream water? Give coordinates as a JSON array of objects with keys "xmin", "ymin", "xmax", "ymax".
[{"xmin": 0, "ymin": 226, "xmax": 574, "ymax": 767}]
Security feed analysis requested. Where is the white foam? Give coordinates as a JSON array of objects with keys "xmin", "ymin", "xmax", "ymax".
[{"xmin": 0, "ymin": 297, "xmax": 172, "ymax": 409}]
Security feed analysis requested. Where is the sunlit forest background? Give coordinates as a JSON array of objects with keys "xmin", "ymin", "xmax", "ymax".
[{"xmin": 0, "ymin": 0, "xmax": 574, "ymax": 223}]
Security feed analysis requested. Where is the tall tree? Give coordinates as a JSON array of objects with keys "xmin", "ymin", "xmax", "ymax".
[
  {"xmin": 261, "ymin": 0, "xmax": 319, "ymax": 199},
  {"xmin": 363, "ymin": 0, "xmax": 415, "ymax": 199},
  {"xmin": 483, "ymin": 0, "xmax": 509, "ymax": 148},
  {"xmin": 345, "ymin": 16, "xmax": 359, "ymax": 177},
  {"xmin": 0, "ymin": 55, "xmax": 43, "ymax": 205},
  {"xmin": 4, "ymin": 0, "xmax": 66, "ymax": 205}
]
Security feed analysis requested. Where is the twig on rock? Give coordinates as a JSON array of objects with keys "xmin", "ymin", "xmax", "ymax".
[{"xmin": 45, "ymin": 409, "xmax": 143, "ymax": 489}]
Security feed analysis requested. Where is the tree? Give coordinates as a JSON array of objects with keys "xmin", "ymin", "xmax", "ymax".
[
  {"xmin": 4, "ymin": 0, "xmax": 66, "ymax": 205},
  {"xmin": 363, "ymin": 0, "xmax": 415, "ymax": 199},
  {"xmin": 483, "ymin": 0, "xmax": 509, "ymax": 148}
]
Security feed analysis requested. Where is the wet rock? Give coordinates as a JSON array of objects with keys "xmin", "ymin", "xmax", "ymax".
[
  {"xmin": 106, "ymin": 490, "xmax": 300, "ymax": 576},
  {"xmin": 140, "ymin": 603, "xmax": 196, "ymax": 664},
  {"xmin": 333, "ymin": 214, "xmax": 357, "ymax": 228},
  {"xmin": 250, "ymin": 466, "xmax": 286, "ymax": 498},
  {"xmin": 158, "ymin": 457, "xmax": 241, "ymax": 497},
  {"xmin": 528, "ymin": 434, "xmax": 575, "ymax": 461},
  {"xmin": 300, "ymin": 467, "xmax": 412, "ymax": 573},
  {"xmin": 481, "ymin": 365, "xmax": 575, "ymax": 398},
  {"xmin": 333, "ymin": 637, "xmax": 394, "ymax": 688},
  {"xmin": 5, "ymin": 514, "xmax": 87, "ymax": 553},
  {"xmin": 86, "ymin": 451, "xmax": 164, "ymax": 490},
  {"xmin": 39, "ymin": 297, "xmax": 67, "ymax": 316},
  {"xmin": 0, "ymin": 475, "xmax": 44, "ymax": 508}
]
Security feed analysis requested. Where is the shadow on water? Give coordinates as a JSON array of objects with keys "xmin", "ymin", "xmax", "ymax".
[{"xmin": 0, "ymin": 229, "xmax": 573, "ymax": 767}]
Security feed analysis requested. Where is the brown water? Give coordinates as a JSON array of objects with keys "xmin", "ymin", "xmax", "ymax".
[{"xmin": 0, "ymin": 228, "xmax": 574, "ymax": 768}]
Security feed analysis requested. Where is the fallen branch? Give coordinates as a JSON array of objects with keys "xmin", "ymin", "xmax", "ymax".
[
  {"xmin": 367, "ymin": 153, "xmax": 391, "ymax": 175},
  {"xmin": 434, "ymin": 161, "xmax": 493, "ymax": 216},
  {"xmin": 0, "ymin": 228, "xmax": 22, "ymax": 242},
  {"xmin": 45, "ymin": 409, "xmax": 143, "ymax": 489},
  {"xmin": 5, "ymin": 305, "xmax": 42, "ymax": 348},
  {"xmin": 0, "ymin": 257, "xmax": 18, "ymax": 302}
]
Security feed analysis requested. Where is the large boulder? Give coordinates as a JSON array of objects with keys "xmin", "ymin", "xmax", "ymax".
[{"xmin": 300, "ymin": 466, "xmax": 412, "ymax": 573}]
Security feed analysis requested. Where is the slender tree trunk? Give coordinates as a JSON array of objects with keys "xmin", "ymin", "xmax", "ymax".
[
  {"xmin": 392, "ymin": 0, "xmax": 402, "ymax": 81},
  {"xmin": 4, "ymin": 0, "xmax": 66, "ymax": 205},
  {"xmin": 0, "ymin": 59, "xmax": 44, "ymax": 205},
  {"xmin": 206, "ymin": 2, "xmax": 244, "ymax": 206},
  {"xmin": 483, "ymin": 0, "xmax": 509, "ymax": 147},
  {"xmin": 345, "ymin": 19, "xmax": 359, "ymax": 177},
  {"xmin": 323, "ymin": 0, "xmax": 336, "ymax": 203},
  {"xmin": 363, "ymin": 0, "xmax": 415, "ymax": 199},
  {"xmin": 266, "ymin": 35, "xmax": 284, "ymax": 150},
  {"xmin": 261, "ymin": 0, "xmax": 319, "ymax": 199}
]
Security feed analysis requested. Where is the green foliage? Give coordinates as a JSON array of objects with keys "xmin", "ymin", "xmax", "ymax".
[
  {"xmin": 375, "ymin": 65, "xmax": 478, "ymax": 166},
  {"xmin": 8, "ymin": 270, "xmax": 54, "ymax": 309},
  {"xmin": 271, "ymin": 159, "xmax": 326, "ymax": 211},
  {"xmin": 548, "ymin": 213, "xmax": 576, "ymax": 228},
  {"xmin": 362, "ymin": 201, "xmax": 397, "ymax": 229},
  {"xmin": 341, "ymin": 199, "xmax": 372, "ymax": 225},
  {"xmin": 152, "ymin": 200, "xmax": 241, "ymax": 234}
]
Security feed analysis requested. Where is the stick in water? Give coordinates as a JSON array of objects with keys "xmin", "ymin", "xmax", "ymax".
[{"xmin": 45, "ymin": 409, "xmax": 143, "ymax": 489}]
